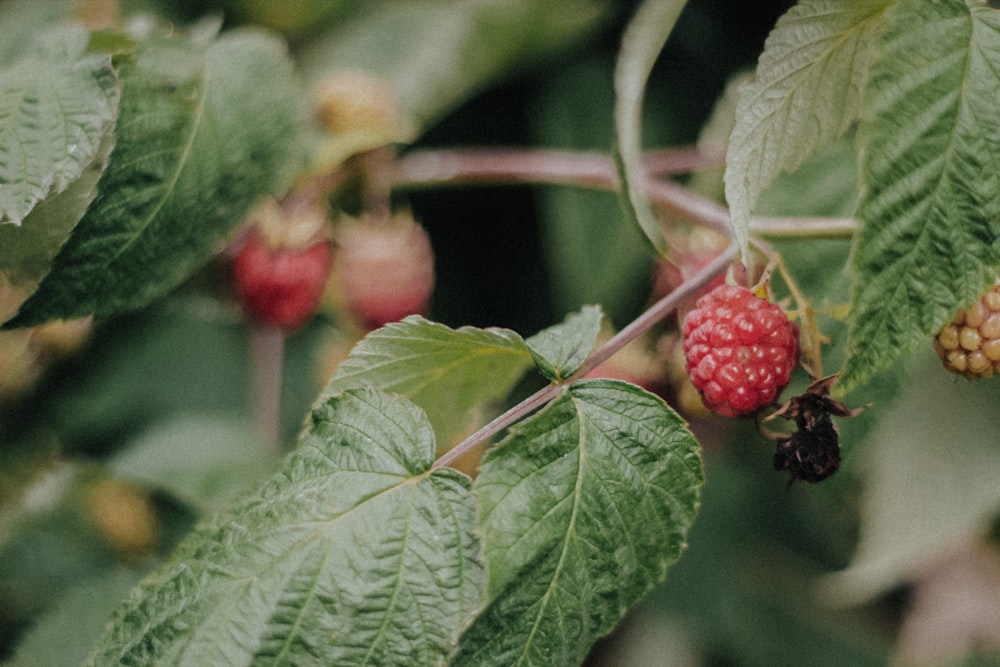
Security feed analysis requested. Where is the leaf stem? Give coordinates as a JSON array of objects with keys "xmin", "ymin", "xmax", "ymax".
[{"xmin": 431, "ymin": 242, "xmax": 737, "ymax": 471}]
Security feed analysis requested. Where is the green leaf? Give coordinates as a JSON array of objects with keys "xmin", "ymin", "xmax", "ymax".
[
  {"xmin": 839, "ymin": 0, "xmax": 1000, "ymax": 393},
  {"xmin": 0, "ymin": 121, "xmax": 114, "ymax": 314},
  {"xmin": 525, "ymin": 304, "xmax": 602, "ymax": 382},
  {"xmin": 5, "ymin": 29, "xmax": 304, "ymax": 328},
  {"xmin": 297, "ymin": 0, "xmax": 608, "ymax": 134},
  {"xmin": 613, "ymin": 0, "xmax": 686, "ymax": 254},
  {"xmin": 85, "ymin": 389, "xmax": 484, "ymax": 666},
  {"xmin": 9, "ymin": 566, "xmax": 144, "ymax": 667},
  {"xmin": 455, "ymin": 379, "xmax": 702, "ymax": 666},
  {"xmin": 108, "ymin": 414, "xmax": 276, "ymax": 513},
  {"xmin": 0, "ymin": 0, "xmax": 74, "ymax": 68},
  {"xmin": 724, "ymin": 0, "xmax": 892, "ymax": 262},
  {"xmin": 819, "ymin": 351, "xmax": 1000, "ymax": 607},
  {"xmin": 318, "ymin": 316, "xmax": 533, "ymax": 448},
  {"xmin": 0, "ymin": 27, "xmax": 120, "ymax": 226}
]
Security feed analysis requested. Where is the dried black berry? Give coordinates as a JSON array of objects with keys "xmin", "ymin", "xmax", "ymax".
[
  {"xmin": 772, "ymin": 414, "xmax": 840, "ymax": 483},
  {"xmin": 762, "ymin": 374, "xmax": 863, "ymax": 485}
]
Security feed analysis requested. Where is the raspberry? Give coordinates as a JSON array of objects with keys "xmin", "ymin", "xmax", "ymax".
[
  {"xmin": 233, "ymin": 226, "xmax": 332, "ymax": 332},
  {"xmin": 333, "ymin": 213, "xmax": 434, "ymax": 330},
  {"xmin": 682, "ymin": 284, "xmax": 799, "ymax": 417},
  {"xmin": 934, "ymin": 279, "xmax": 1000, "ymax": 379}
]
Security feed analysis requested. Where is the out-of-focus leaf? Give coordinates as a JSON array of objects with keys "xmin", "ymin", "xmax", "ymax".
[
  {"xmin": 0, "ymin": 27, "xmax": 119, "ymax": 226},
  {"xmin": 0, "ymin": 0, "xmax": 74, "ymax": 67},
  {"xmin": 613, "ymin": 0, "xmax": 686, "ymax": 253},
  {"xmin": 8, "ymin": 565, "xmax": 144, "ymax": 667},
  {"xmin": 86, "ymin": 389, "xmax": 484, "ymax": 666},
  {"xmin": 212, "ymin": 0, "xmax": 352, "ymax": 39},
  {"xmin": 820, "ymin": 350, "xmax": 1000, "ymax": 607},
  {"xmin": 455, "ymin": 380, "xmax": 702, "ymax": 666},
  {"xmin": 318, "ymin": 316, "xmax": 533, "ymax": 448},
  {"xmin": 525, "ymin": 304, "xmax": 602, "ymax": 382},
  {"xmin": 5, "ymin": 29, "xmax": 304, "ymax": 328},
  {"xmin": 297, "ymin": 0, "xmax": 609, "ymax": 133},
  {"xmin": 531, "ymin": 58, "xmax": 656, "ymax": 325},
  {"xmin": 647, "ymin": 439, "xmax": 891, "ymax": 667},
  {"xmin": 109, "ymin": 414, "xmax": 276, "ymax": 513},
  {"xmin": 0, "ymin": 463, "xmax": 121, "ymax": 622}
]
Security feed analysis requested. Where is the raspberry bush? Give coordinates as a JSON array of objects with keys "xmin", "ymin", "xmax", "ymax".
[{"xmin": 2, "ymin": 1, "xmax": 1000, "ymax": 666}]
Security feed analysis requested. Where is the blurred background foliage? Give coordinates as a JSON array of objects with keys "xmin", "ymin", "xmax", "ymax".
[{"xmin": 2, "ymin": 0, "xmax": 999, "ymax": 665}]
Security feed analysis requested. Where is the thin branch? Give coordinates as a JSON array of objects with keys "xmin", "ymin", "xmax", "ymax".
[
  {"xmin": 394, "ymin": 148, "xmax": 620, "ymax": 190},
  {"xmin": 748, "ymin": 215, "xmax": 857, "ymax": 238},
  {"xmin": 431, "ymin": 242, "xmax": 738, "ymax": 471},
  {"xmin": 573, "ymin": 242, "xmax": 738, "ymax": 378},
  {"xmin": 392, "ymin": 147, "xmax": 856, "ymax": 240}
]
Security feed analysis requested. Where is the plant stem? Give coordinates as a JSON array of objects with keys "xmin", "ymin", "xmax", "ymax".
[
  {"xmin": 250, "ymin": 324, "xmax": 284, "ymax": 450},
  {"xmin": 431, "ymin": 242, "xmax": 737, "ymax": 471},
  {"xmin": 573, "ymin": 242, "xmax": 737, "ymax": 378},
  {"xmin": 394, "ymin": 146, "xmax": 711, "ymax": 190},
  {"xmin": 393, "ymin": 147, "xmax": 856, "ymax": 239}
]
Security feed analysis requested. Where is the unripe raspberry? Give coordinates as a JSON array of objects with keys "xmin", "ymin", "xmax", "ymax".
[
  {"xmin": 333, "ymin": 213, "xmax": 434, "ymax": 330},
  {"xmin": 88, "ymin": 479, "xmax": 158, "ymax": 558},
  {"xmin": 314, "ymin": 70, "xmax": 406, "ymax": 139},
  {"xmin": 934, "ymin": 279, "xmax": 1000, "ymax": 379},
  {"xmin": 232, "ymin": 199, "xmax": 333, "ymax": 332},
  {"xmin": 682, "ymin": 284, "xmax": 799, "ymax": 417},
  {"xmin": 30, "ymin": 316, "xmax": 93, "ymax": 359}
]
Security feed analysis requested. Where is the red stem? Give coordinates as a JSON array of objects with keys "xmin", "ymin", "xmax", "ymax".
[{"xmin": 393, "ymin": 147, "xmax": 856, "ymax": 239}]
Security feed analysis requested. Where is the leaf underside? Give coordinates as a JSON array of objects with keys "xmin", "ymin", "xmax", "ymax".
[
  {"xmin": 0, "ymin": 28, "xmax": 119, "ymax": 226},
  {"xmin": 455, "ymin": 379, "xmax": 702, "ymax": 667},
  {"xmin": 839, "ymin": 0, "xmax": 1000, "ymax": 393},
  {"xmin": 724, "ymin": 0, "xmax": 892, "ymax": 262},
  {"xmin": 613, "ymin": 0, "xmax": 686, "ymax": 254}
]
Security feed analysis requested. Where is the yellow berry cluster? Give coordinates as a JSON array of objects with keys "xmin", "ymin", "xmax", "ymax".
[{"xmin": 934, "ymin": 280, "xmax": 1000, "ymax": 378}]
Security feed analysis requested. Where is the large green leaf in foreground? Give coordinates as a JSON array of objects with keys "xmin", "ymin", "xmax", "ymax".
[
  {"xmin": 86, "ymin": 389, "xmax": 482, "ymax": 666},
  {"xmin": 840, "ymin": 0, "xmax": 1000, "ymax": 392},
  {"xmin": 455, "ymin": 379, "xmax": 702, "ymax": 666},
  {"xmin": 6, "ymin": 29, "xmax": 303, "ymax": 328}
]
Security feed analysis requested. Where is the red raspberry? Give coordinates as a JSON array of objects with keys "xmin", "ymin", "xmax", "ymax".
[
  {"xmin": 233, "ymin": 227, "xmax": 332, "ymax": 332},
  {"xmin": 682, "ymin": 284, "xmax": 799, "ymax": 417}
]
